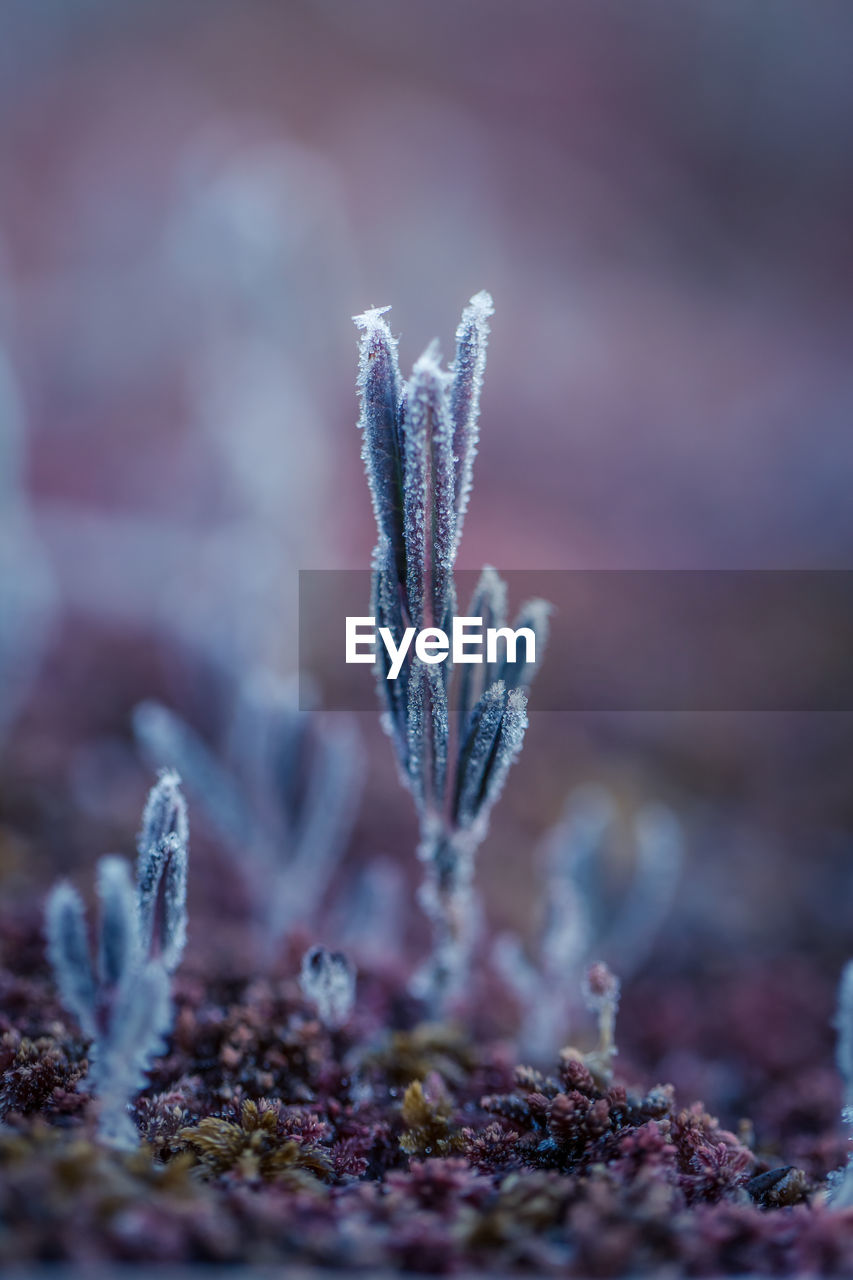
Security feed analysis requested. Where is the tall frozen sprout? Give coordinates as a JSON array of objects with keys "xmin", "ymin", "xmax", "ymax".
[
  {"xmin": 45, "ymin": 772, "xmax": 189, "ymax": 1148},
  {"xmin": 354, "ymin": 294, "xmax": 550, "ymax": 1010}
]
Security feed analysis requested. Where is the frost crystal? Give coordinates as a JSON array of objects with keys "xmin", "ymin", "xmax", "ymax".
[
  {"xmin": 354, "ymin": 295, "xmax": 550, "ymax": 1009},
  {"xmin": 300, "ymin": 945, "xmax": 356, "ymax": 1029}
]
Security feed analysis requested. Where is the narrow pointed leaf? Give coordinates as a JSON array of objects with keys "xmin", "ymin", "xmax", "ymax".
[
  {"xmin": 450, "ymin": 290, "xmax": 493, "ymax": 546},
  {"xmin": 401, "ymin": 348, "xmax": 447, "ymax": 629},
  {"xmin": 458, "ymin": 565, "xmax": 508, "ymax": 738},
  {"xmin": 354, "ymin": 306, "xmax": 406, "ymax": 581},
  {"xmin": 453, "ymin": 680, "xmax": 507, "ymax": 828},
  {"xmin": 497, "ymin": 597, "xmax": 552, "ymax": 691},
  {"xmin": 136, "ymin": 771, "xmax": 189, "ymax": 973},
  {"xmin": 45, "ymin": 883, "xmax": 97, "ymax": 1038}
]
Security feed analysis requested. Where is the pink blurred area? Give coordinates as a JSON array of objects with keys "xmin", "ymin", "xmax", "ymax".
[{"xmin": 2, "ymin": 0, "xmax": 853, "ymax": 959}]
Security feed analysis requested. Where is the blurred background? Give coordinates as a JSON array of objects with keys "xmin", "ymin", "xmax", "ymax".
[{"xmin": 2, "ymin": 0, "xmax": 853, "ymax": 1137}]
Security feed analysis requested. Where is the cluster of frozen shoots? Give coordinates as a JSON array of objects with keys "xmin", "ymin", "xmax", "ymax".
[{"xmin": 40, "ymin": 296, "xmax": 853, "ymax": 1201}]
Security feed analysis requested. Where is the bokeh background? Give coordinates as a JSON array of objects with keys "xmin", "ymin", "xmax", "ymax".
[{"xmin": 3, "ymin": 0, "xmax": 853, "ymax": 1134}]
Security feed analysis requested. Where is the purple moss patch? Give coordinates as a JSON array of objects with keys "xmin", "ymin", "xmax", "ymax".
[{"xmin": 2, "ymin": 913, "xmax": 853, "ymax": 1275}]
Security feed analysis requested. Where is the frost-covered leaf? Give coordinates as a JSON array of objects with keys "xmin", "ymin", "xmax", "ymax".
[
  {"xmin": 405, "ymin": 658, "xmax": 428, "ymax": 812},
  {"xmin": 404, "ymin": 658, "xmax": 451, "ymax": 818},
  {"xmin": 137, "ymin": 767, "xmax": 189, "ymax": 860},
  {"xmin": 496, "ymin": 597, "xmax": 552, "ymax": 692},
  {"xmin": 453, "ymin": 680, "xmax": 509, "ymax": 829},
  {"xmin": 354, "ymin": 306, "xmax": 406, "ymax": 581},
  {"xmin": 458, "ymin": 565, "xmax": 508, "ymax": 738},
  {"xmin": 450, "ymin": 290, "xmax": 493, "ymax": 547},
  {"xmin": 450, "ymin": 684, "xmax": 530, "ymax": 842},
  {"xmin": 94, "ymin": 959, "xmax": 173, "ymax": 1149},
  {"xmin": 474, "ymin": 687, "xmax": 529, "ymax": 826},
  {"xmin": 400, "ymin": 347, "xmax": 445, "ymax": 629},
  {"xmin": 371, "ymin": 544, "xmax": 410, "ymax": 768},
  {"xmin": 137, "ymin": 843, "xmax": 186, "ymax": 970},
  {"xmin": 136, "ymin": 770, "xmax": 189, "ymax": 973},
  {"xmin": 45, "ymin": 882, "xmax": 97, "ymax": 1038},
  {"xmin": 426, "ymin": 662, "xmax": 449, "ymax": 809},
  {"xmin": 415, "ymin": 347, "xmax": 457, "ymax": 634}
]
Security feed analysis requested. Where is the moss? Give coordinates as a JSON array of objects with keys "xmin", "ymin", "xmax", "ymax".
[
  {"xmin": 179, "ymin": 1098, "xmax": 332, "ymax": 1188},
  {"xmin": 399, "ymin": 1076, "xmax": 463, "ymax": 1158}
]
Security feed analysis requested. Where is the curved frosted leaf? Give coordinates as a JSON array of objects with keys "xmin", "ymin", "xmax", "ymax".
[{"xmin": 45, "ymin": 883, "xmax": 97, "ymax": 1038}]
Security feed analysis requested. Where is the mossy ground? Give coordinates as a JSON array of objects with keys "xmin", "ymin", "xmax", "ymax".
[{"xmin": 2, "ymin": 909, "xmax": 853, "ymax": 1275}]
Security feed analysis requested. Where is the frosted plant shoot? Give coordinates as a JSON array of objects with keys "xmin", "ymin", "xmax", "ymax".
[
  {"xmin": 45, "ymin": 773, "xmax": 189, "ymax": 1148},
  {"xmin": 354, "ymin": 293, "xmax": 550, "ymax": 1010}
]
